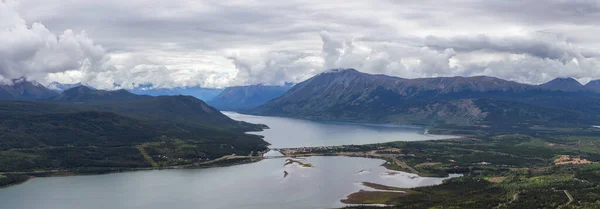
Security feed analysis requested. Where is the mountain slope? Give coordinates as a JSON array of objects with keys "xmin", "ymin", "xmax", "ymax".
[
  {"xmin": 254, "ymin": 69, "xmax": 600, "ymax": 127},
  {"xmin": 0, "ymin": 100, "xmax": 269, "ymax": 172},
  {"xmin": 585, "ymin": 80, "xmax": 600, "ymax": 92},
  {"xmin": 208, "ymin": 84, "xmax": 292, "ymax": 110},
  {"xmin": 0, "ymin": 78, "xmax": 58, "ymax": 100}
]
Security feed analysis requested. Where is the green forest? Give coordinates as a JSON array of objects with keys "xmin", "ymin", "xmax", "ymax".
[{"xmin": 0, "ymin": 96, "xmax": 270, "ymax": 186}]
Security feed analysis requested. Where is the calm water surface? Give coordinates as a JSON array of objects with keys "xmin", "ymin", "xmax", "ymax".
[
  {"xmin": 0, "ymin": 113, "xmax": 457, "ymax": 209},
  {"xmin": 0, "ymin": 157, "xmax": 459, "ymax": 209},
  {"xmin": 225, "ymin": 112, "xmax": 454, "ymax": 148}
]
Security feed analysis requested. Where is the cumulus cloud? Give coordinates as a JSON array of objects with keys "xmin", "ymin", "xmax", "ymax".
[
  {"xmin": 228, "ymin": 50, "xmax": 322, "ymax": 86},
  {"xmin": 0, "ymin": 0, "xmax": 237, "ymax": 89},
  {"xmin": 320, "ymin": 31, "xmax": 410, "ymax": 77},
  {"xmin": 0, "ymin": 0, "xmax": 111, "ymax": 84},
  {"xmin": 422, "ymin": 32, "xmax": 600, "ymax": 83},
  {"xmin": 1, "ymin": 0, "xmax": 600, "ymax": 88}
]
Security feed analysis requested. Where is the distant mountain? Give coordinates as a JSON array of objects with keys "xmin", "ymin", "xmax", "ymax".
[
  {"xmin": 0, "ymin": 78, "xmax": 58, "ymax": 100},
  {"xmin": 129, "ymin": 84, "xmax": 223, "ymax": 101},
  {"xmin": 47, "ymin": 86, "xmax": 262, "ymax": 130},
  {"xmin": 50, "ymin": 86, "xmax": 144, "ymax": 102},
  {"xmin": 253, "ymin": 69, "xmax": 600, "ymax": 127},
  {"xmin": 538, "ymin": 77, "xmax": 587, "ymax": 92},
  {"xmin": 46, "ymin": 82, "xmax": 94, "ymax": 92},
  {"xmin": 208, "ymin": 84, "xmax": 292, "ymax": 111},
  {"xmin": 585, "ymin": 80, "xmax": 600, "ymax": 92}
]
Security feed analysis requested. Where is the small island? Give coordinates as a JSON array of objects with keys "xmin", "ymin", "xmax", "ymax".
[{"xmin": 283, "ymin": 159, "xmax": 313, "ymax": 168}]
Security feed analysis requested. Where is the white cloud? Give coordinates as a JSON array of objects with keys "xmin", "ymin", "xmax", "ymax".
[
  {"xmin": 0, "ymin": 0, "xmax": 110, "ymax": 84},
  {"xmin": 0, "ymin": 0, "xmax": 599, "ymax": 88}
]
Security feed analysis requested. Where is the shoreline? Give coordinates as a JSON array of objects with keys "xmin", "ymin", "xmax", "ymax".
[
  {"xmin": 0, "ymin": 175, "xmax": 34, "ymax": 189},
  {"xmin": 0, "ymin": 156, "xmax": 265, "ymax": 189},
  {"xmin": 1, "ymin": 133, "xmax": 468, "ymax": 190},
  {"xmin": 1, "ymin": 151, "xmax": 464, "ymax": 208}
]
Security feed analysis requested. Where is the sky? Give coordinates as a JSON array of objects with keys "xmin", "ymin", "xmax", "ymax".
[{"xmin": 1, "ymin": 0, "xmax": 600, "ymax": 89}]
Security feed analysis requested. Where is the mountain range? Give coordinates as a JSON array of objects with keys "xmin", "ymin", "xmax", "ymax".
[
  {"xmin": 253, "ymin": 69, "xmax": 600, "ymax": 128},
  {"xmin": 208, "ymin": 84, "xmax": 293, "ymax": 111},
  {"xmin": 128, "ymin": 84, "xmax": 223, "ymax": 101},
  {"xmin": 3, "ymin": 71, "xmax": 600, "ymax": 130}
]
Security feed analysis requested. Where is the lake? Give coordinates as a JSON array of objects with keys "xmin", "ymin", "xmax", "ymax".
[
  {"xmin": 0, "ymin": 113, "xmax": 457, "ymax": 209},
  {"xmin": 0, "ymin": 157, "xmax": 459, "ymax": 209},
  {"xmin": 225, "ymin": 112, "xmax": 454, "ymax": 148}
]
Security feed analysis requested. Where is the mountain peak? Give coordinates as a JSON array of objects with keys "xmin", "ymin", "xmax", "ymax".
[
  {"xmin": 10, "ymin": 77, "xmax": 43, "ymax": 87},
  {"xmin": 47, "ymin": 82, "xmax": 87, "ymax": 92},
  {"xmin": 539, "ymin": 77, "xmax": 586, "ymax": 92},
  {"xmin": 63, "ymin": 85, "xmax": 94, "ymax": 93},
  {"xmin": 551, "ymin": 77, "xmax": 579, "ymax": 82},
  {"xmin": 0, "ymin": 78, "xmax": 58, "ymax": 100}
]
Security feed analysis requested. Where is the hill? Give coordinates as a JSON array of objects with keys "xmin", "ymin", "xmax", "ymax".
[
  {"xmin": 47, "ymin": 87, "xmax": 262, "ymax": 130},
  {"xmin": 0, "ymin": 89, "xmax": 269, "ymax": 172},
  {"xmin": 208, "ymin": 84, "xmax": 292, "ymax": 111}
]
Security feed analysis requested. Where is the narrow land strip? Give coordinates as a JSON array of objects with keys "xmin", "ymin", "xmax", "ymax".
[{"xmin": 136, "ymin": 146, "xmax": 159, "ymax": 168}]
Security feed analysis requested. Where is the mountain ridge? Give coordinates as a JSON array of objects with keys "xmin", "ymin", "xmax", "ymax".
[
  {"xmin": 45, "ymin": 86, "xmax": 263, "ymax": 131},
  {"xmin": 129, "ymin": 84, "xmax": 223, "ymax": 101},
  {"xmin": 50, "ymin": 86, "xmax": 145, "ymax": 102},
  {"xmin": 253, "ymin": 68, "xmax": 600, "ymax": 127}
]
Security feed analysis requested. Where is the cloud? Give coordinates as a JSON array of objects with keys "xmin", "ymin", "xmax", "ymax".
[
  {"xmin": 422, "ymin": 32, "xmax": 600, "ymax": 83},
  {"xmin": 424, "ymin": 33, "xmax": 590, "ymax": 62},
  {"xmin": 227, "ymin": 50, "xmax": 322, "ymax": 86},
  {"xmin": 1, "ymin": 0, "xmax": 599, "ymax": 88},
  {"xmin": 0, "ymin": 0, "xmax": 110, "ymax": 84},
  {"xmin": 320, "ymin": 31, "xmax": 409, "ymax": 77}
]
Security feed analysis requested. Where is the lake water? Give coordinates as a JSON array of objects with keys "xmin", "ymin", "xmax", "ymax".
[
  {"xmin": 0, "ymin": 113, "xmax": 457, "ymax": 209},
  {"xmin": 225, "ymin": 112, "xmax": 454, "ymax": 148},
  {"xmin": 0, "ymin": 157, "xmax": 459, "ymax": 209}
]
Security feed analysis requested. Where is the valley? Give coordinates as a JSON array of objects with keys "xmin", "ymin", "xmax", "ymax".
[
  {"xmin": 3, "ymin": 1, "xmax": 600, "ymax": 208},
  {"xmin": 2, "ymin": 69, "xmax": 600, "ymax": 208}
]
